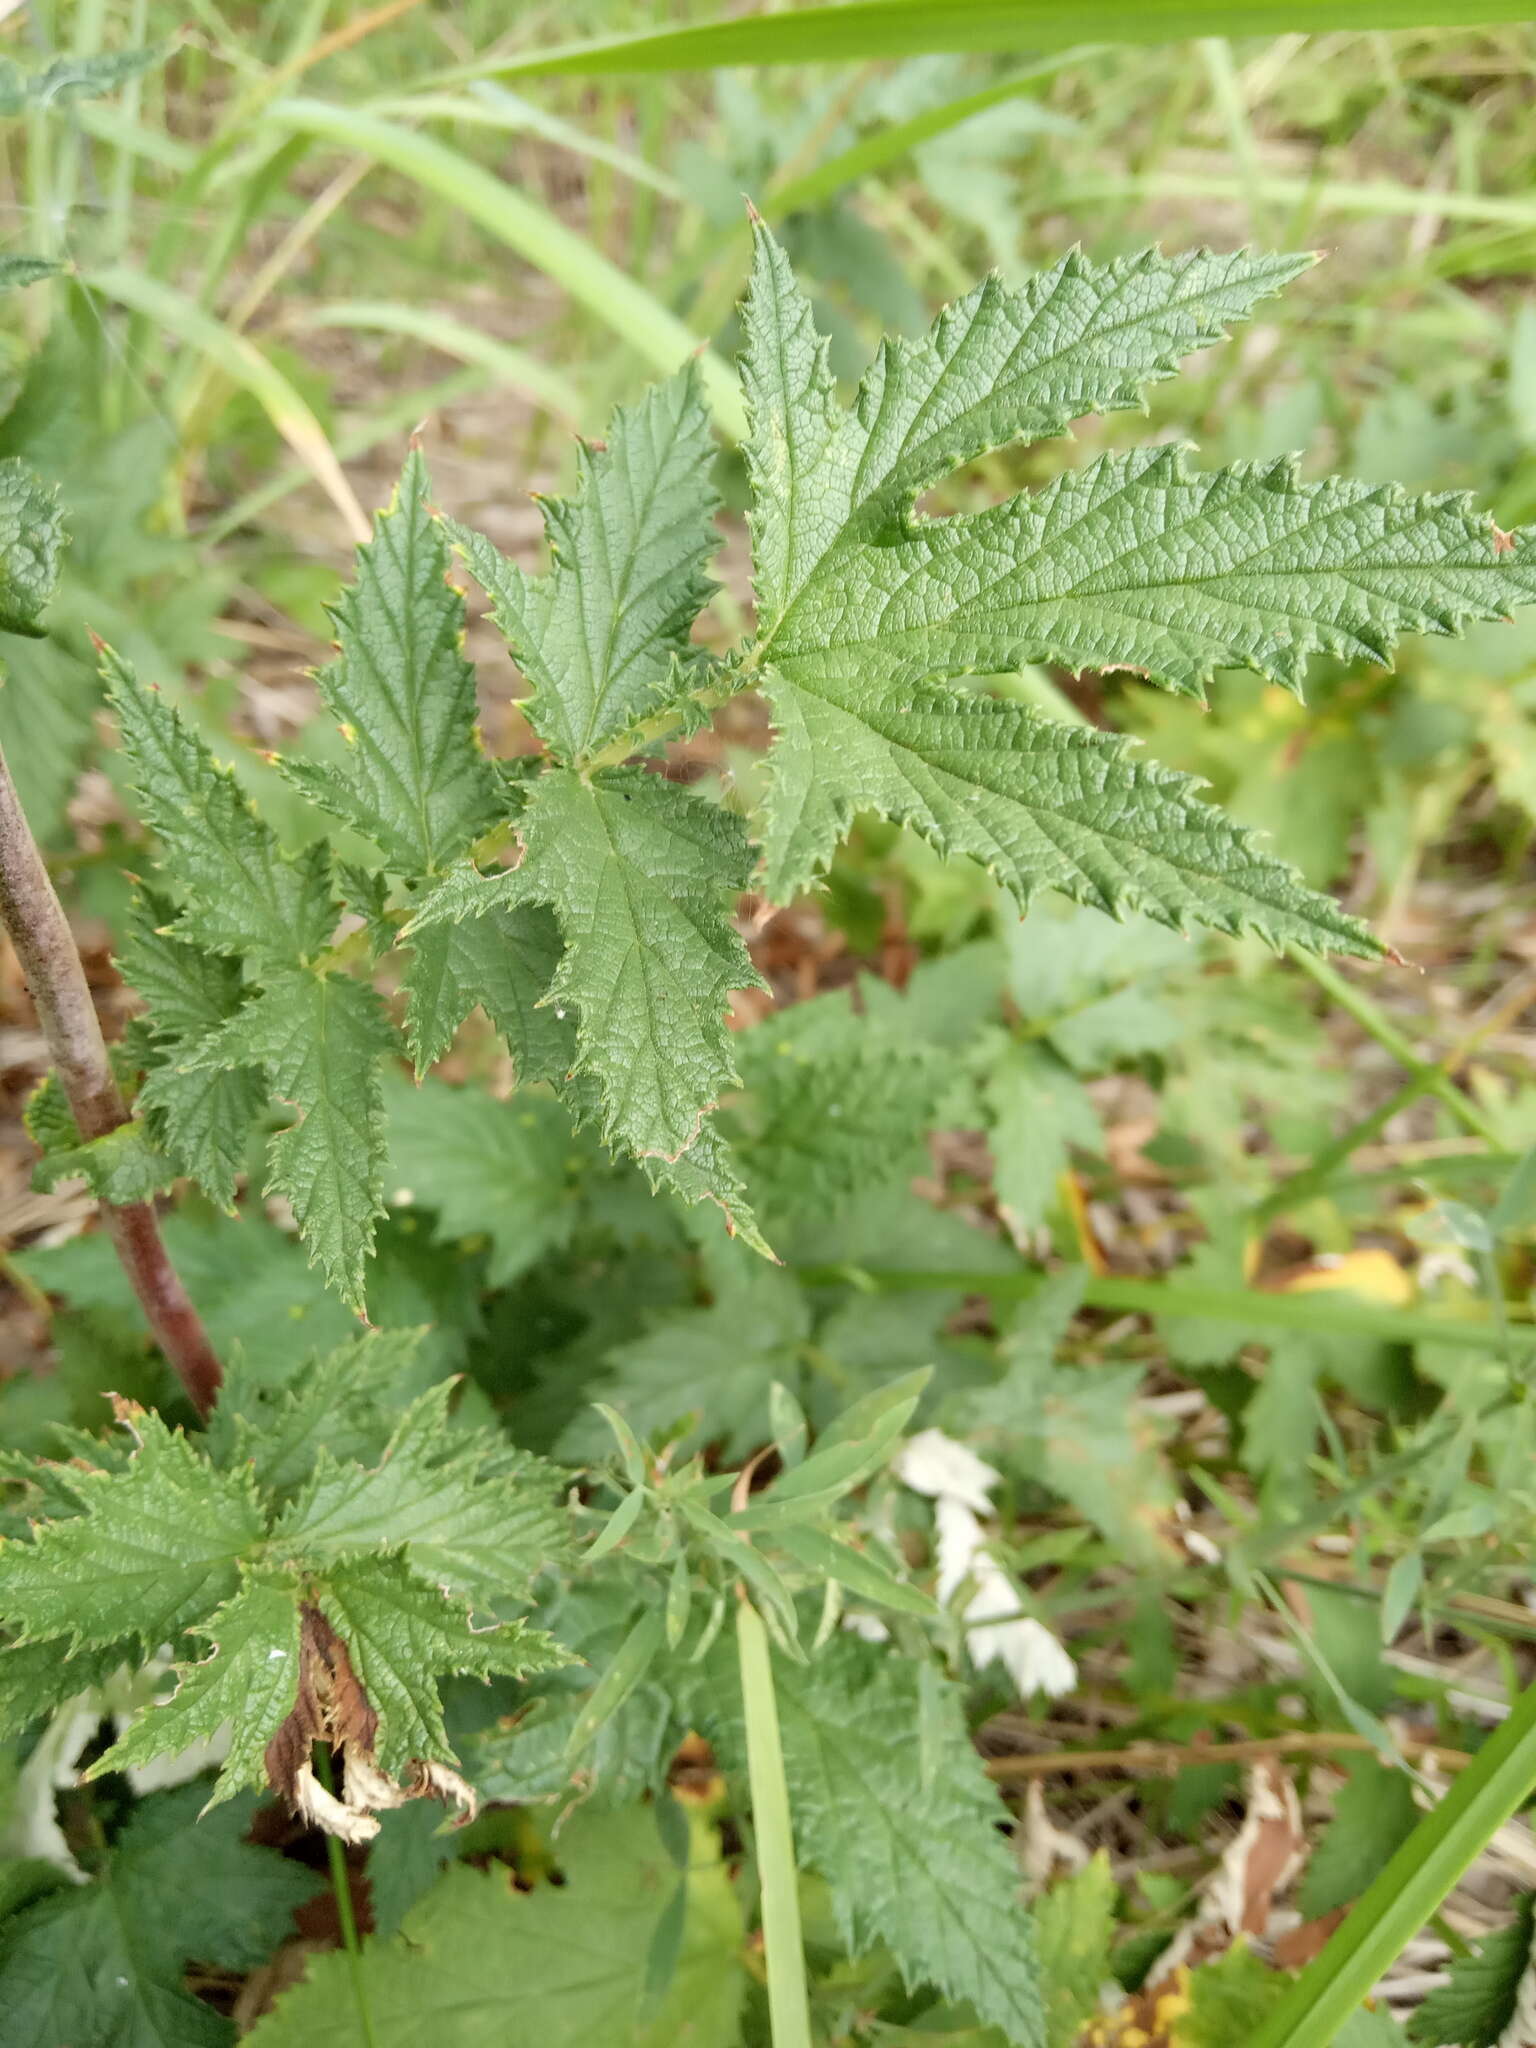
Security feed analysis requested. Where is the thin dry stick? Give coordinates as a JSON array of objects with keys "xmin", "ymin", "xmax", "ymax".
[
  {"xmin": 985, "ymin": 1729, "xmax": 1471, "ymax": 1783},
  {"xmin": 0, "ymin": 742, "xmax": 222, "ymax": 1417}
]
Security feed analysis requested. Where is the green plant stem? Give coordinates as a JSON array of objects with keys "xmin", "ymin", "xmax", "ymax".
[
  {"xmin": 1259, "ymin": 971, "xmax": 1533, "ymax": 1219},
  {"xmin": 1257, "ymin": 1068, "xmax": 1451, "ymax": 1221},
  {"xmin": 1288, "ymin": 948, "xmax": 1505, "ymax": 1149},
  {"xmin": 579, "ymin": 680, "xmax": 742, "ymax": 775},
  {"xmin": 315, "ymin": 1747, "xmax": 379, "ymax": 2048},
  {"xmin": 1249, "ymin": 1676, "xmax": 1536, "ymax": 2048},
  {"xmin": 795, "ymin": 1263, "xmax": 1531, "ymax": 1349},
  {"xmin": 0, "ymin": 739, "xmax": 222, "ymax": 1417},
  {"xmin": 736, "ymin": 1597, "xmax": 813, "ymax": 2048}
]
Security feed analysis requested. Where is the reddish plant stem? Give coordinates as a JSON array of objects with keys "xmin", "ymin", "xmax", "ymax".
[{"xmin": 0, "ymin": 741, "xmax": 222, "ymax": 1417}]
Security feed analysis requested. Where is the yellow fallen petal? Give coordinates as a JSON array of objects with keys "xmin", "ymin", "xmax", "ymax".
[{"xmin": 1282, "ymin": 1247, "xmax": 1414, "ymax": 1307}]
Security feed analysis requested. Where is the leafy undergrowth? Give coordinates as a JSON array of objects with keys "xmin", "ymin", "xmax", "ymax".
[{"xmin": 0, "ymin": 23, "xmax": 1536, "ymax": 2048}]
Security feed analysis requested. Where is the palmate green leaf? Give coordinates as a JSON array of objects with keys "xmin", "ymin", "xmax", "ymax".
[
  {"xmin": 0, "ymin": 459, "xmax": 64, "ymax": 637},
  {"xmin": 275, "ymin": 1381, "xmax": 570, "ymax": 1606},
  {"xmin": 743, "ymin": 224, "xmax": 1536, "ymax": 931},
  {"xmin": 0, "ymin": 1414, "xmax": 262, "ymax": 1653},
  {"xmin": 382, "ymin": 1071, "xmax": 582, "ymax": 1286},
  {"xmin": 247, "ymin": 1804, "xmax": 744, "ymax": 2048},
  {"xmin": 447, "ymin": 363, "xmax": 719, "ymax": 765},
  {"xmin": 316, "ymin": 1553, "xmax": 561, "ymax": 1779},
  {"xmin": 503, "ymin": 765, "xmax": 763, "ymax": 1162},
  {"xmin": 284, "ymin": 451, "xmax": 499, "ymax": 874},
  {"xmin": 198, "ymin": 970, "xmax": 395, "ymax": 1310},
  {"xmin": 205, "ymin": 1327, "xmax": 430, "ymax": 1499},
  {"xmin": 746, "ymin": 240, "xmax": 1310, "ymax": 617},
  {"xmin": 0, "ymin": 1784, "xmax": 320, "ymax": 2048},
  {"xmin": 563, "ymin": 1253, "xmax": 810, "ymax": 1462},
  {"xmin": 91, "ymin": 1570, "xmax": 303, "ymax": 1807},
  {"xmin": 701, "ymin": 1635, "xmax": 1040, "ymax": 2043},
  {"xmin": 104, "ymin": 652, "xmax": 338, "ymax": 971}
]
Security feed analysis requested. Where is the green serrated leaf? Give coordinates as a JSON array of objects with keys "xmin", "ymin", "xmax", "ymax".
[
  {"xmin": 759, "ymin": 670, "xmax": 1381, "ymax": 953},
  {"xmin": 245, "ymin": 1804, "xmax": 743, "ymax": 2048},
  {"xmin": 401, "ymin": 892, "xmax": 572, "ymax": 1080},
  {"xmin": 746, "ymin": 239, "xmax": 1311, "ymax": 618},
  {"xmin": 730, "ymin": 992, "xmax": 949, "ymax": 1223},
  {"xmin": 316, "ymin": 1552, "xmax": 563, "ymax": 1779},
  {"xmin": 118, "ymin": 890, "xmax": 250, "ymax": 1044},
  {"xmin": 448, "ymin": 363, "xmax": 719, "ymax": 766},
  {"xmin": 206, "ymin": 1327, "xmax": 429, "ymax": 1499},
  {"xmin": 286, "ymin": 450, "xmax": 499, "ymax": 873},
  {"xmin": 639, "ymin": 1118, "xmax": 771, "ymax": 1257},
  {"xmin": 0, "ymin": 1413, "xmax": 262, "ymax": 1653},
  {"xmin": 0, "ymin": 1783, "xmax": 319, "ymax": 2048},
  {"xmin": 0, "ymin": 1637, "xmax": 134, "ymax": 1742},
  {"xmin": 277, "ymin": 1381, "xmax": 570, "ymax": 1606},
  {"xmin": 747, "ymin": 224, "xmax": 1534, "ymax": 698},
  {"xmin": 383, "ymin": 1070, "xmax": 581, "ymax": 1285},
  {"xmin": 335, "ymin": 861, "xmax": 397, "ymax": 956},
  {"xmin": 199, "ymin": 970, "xmax": 395, "ymax": 1310},
  {"xmin": 104, "ymin": 650, "xmax": 338, "ymax": 971},
  {"xmin": 1299, "ymin": 1760, "xmax": 1422, "ymax": 1921},
  {"xmin": 506, "ymin": 765, "xmax": 763, "ymax": 1162},
  {"xmin": 1032, "ymin": 1851, "xmax": 1119, "ymax": 2048},
  {"xmin": 117, "ymin": 902, "xmax": 267, "ymax": 1203},
  {"xmin": 742, "ymin": 223, "xmax": 1535, "ymax": 938},
  {"xmin": 136, "ymin": 1061, "xmax": 266, "ymax": 1210},
  {"xmin": 0, "ymin": 459, "xmax": 64, "ymax": 637},
  {"xmin": 22, "ymin": 904, "xmax": 257, "ymax": 1208},
  {"xmin": 985, "ymin": 1043, "xmax": 1101, "ymax": 1234},
  {"xmin": 565, "ymin": 1253, "xmax": 809, "ymax": 1462},
  {"xmin": 1407, "ymin": 1895, "xmax": 1535, "ymax": 2045},
  {"xmin": 90, "ymin": 1570, "xmax": 303, "ymax": 1807},
  {"xmin": 31, "ymin": 1118, "xmax": 175, "ymax": 1204},
  {"xmin": 21, "ymin": 1071, "xmax": 75, "ymax": 1157},
  {"xmin": 701, "ymin": 1633, "xmax": 1039, "ymax": 2042}
]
